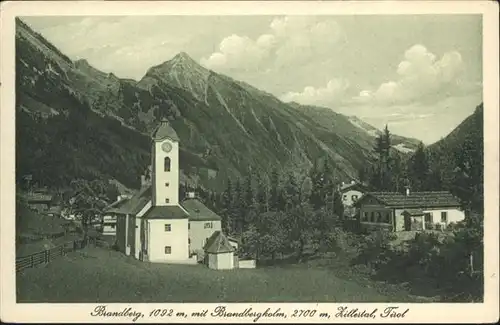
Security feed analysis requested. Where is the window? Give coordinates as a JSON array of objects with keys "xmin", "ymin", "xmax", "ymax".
[
  {"xmin": 370, "ymin": 212, "xmax": 375, "ymax": 222},
  {"xmin": 425, "ymin": 213, "xmax": 433, "ymax": 223},
  {"xmin": 204, "ymin": 222, "xmax": 213, "ymax": 229},
  {"xmin": 164, "ymin": 224, "xmax": 171, "ymax": 232},
  {"xmin": 165, "ymin": 198, "xmax": 170, "ymax": 204},
  {"xmin": 376, "ymin": 212, "xmax": 382, "ymax": 223},
  {"xmin": 352, "ymin": 195, "xmax": 358, "ymax": 202},
  {"xmin": 164, "ymin": 157, "xmax": 171, "ymax": 172},
  {"xmin": 110, "ymin": 225, "xmax": 115, "ymax": 229},
  {"xmin": 164, "ymin": 246, "xmax": 171, "ymax": 254},
  {"xmin": 441, "ymin": 211, "xmax": 448, "ymax": 223},
  {"xmin": 384, "ymin": 212, "xmax": 390, "ymax": 223},
  {"xmin": 188, "ymin": 223, "xmax": 190, "ymax": 230},
  {"xmin": 165, "ymin": 182, "xmax": 170, "ymax": 187},
  {"xmin": 363, "ymin": 212, "xmax": 369, "ymax": 221}
]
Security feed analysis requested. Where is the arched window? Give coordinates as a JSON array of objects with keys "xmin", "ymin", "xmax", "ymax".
[{"xmin": 164, "ymin": 157, "xmax": 171, "ymax": 172}]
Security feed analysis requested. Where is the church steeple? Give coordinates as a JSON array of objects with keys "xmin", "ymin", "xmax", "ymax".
[{"xmin": 151, "ymin": 118, "xmax": 179, "ymax": 207}]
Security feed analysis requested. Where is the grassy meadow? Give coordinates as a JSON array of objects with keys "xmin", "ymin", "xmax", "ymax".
[{"xmin": 16, "ymin": 246, "xmax": 419, "ymax": 303}]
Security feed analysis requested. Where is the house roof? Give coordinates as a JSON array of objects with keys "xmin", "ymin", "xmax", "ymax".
[
  {"xmin": 25, "ymin": 193, "xmax": 53, "ymax": 203},
  {"xmin": 113, "ymin": 186, "xmax": 151, "ymax": 215},
  {"xmin": 142, "ymin": 205, "xmax": 190, "ymax": 220},
  {"xmin": 181, "ymin": 199, "xmax": 222, "ymax": 221},
  {"xmin": 339, "ymin": 182, "xmax": 367, "ymax": 193},
  {"xmin": 204, "ymin": 231, "xmax": 235, "ymax": 254},
  {"xmin": 47, "ymin": 205, "xmax": 62, "ymax": 214},
  {"xmin": 357, "ymin": 191, "xmax": 461, "ymax": 208},
  {"xmin": 152, "ymin": 119, "xmax": 179, "ymax": 142}
]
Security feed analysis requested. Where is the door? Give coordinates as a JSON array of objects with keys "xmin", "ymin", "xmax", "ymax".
[{"xmin": 404, "ymin": 214, "xmax": 411, "ymax": 231}]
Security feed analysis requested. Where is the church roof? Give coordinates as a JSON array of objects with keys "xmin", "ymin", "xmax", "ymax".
[
  {"xmin": 204, "ymin": 231, "xmax": 235, "ymax": 254},
  {"xmin": 182, "ymin": 198, "xmax": 222, "ymax": 221},
  {"xmin": 111, "ymin": 186, "xmax": 151, "ymax": 215},
  {"xmin": 142, "ymin": 205, "xmax": 190, "ymax": 220},
  {"xmin": 152, "ymin": 118, "xmax": 179, "ymax": 142}
]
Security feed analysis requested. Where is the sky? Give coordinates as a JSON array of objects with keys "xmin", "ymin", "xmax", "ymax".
[{"xmin": 22, "ymin": 15, "xmax": 483, "ymax": 144}]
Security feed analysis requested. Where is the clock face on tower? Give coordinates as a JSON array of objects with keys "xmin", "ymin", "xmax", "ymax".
[{"xmin": 161, "ymin": 142, "xmax": 172, "ymax": 153}]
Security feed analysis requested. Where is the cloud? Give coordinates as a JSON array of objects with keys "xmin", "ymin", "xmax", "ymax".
[
  {"xmin": 200, "ymin": 34, "xmax": 273, "ymax": 71},
  {"xmin": 200, "ymin": 16, "xmax": 342, "ymax": 72},
  {"xmin": 280, "ymin": 78, "xmax": 349, "ymax": 106},
  {"xmin": 354, "ymin": 44, "xmax": 468, "ymax": 105}
]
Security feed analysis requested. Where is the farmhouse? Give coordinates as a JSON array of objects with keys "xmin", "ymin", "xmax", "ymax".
[
  {"xmin": 354, "ymin": 189, "xmax": 465, "ymax": 232},
  {"xmin": 101, "ymin": 196, "xmax": 131, "ymax": 236},
  {"xmin": 339, "ymin": 181, "xmax": 366, "ymax": 207},
  {"xmin": 24, "ymin": 192, "xmax": 53, "ymax": 213},
  {"xmin": 114, "ymin": 119, "xmax": 232, "ymax": 266},
  {"xmin": 338, "ymin": 181, "xmax": 367, "ymax": 218}
]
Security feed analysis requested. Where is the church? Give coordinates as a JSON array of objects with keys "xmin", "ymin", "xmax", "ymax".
[{"xmin": 112, "ymin": 119, "xmax": 236, "ymax": 264}]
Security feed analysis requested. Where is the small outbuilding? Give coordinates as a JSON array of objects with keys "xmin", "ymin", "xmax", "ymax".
[{"xmin": 203, "ymin": 231, "xmax": 235, "ymax": 270}]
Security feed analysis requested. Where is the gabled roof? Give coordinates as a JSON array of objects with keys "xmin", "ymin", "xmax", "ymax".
[
  {"xmin": 182, "ymin": 198, "xmax": 221, "ymax": 221},
  {"xmin": 113, "ymin": 186, "xmax": 151, "ymax": 215},
  {"xmin": 152, "ymin": 119, "xmax": 179, "ymax": 142},
  {"xmin": 104, "ymin": 197, "xmax": 129, "ymax": 213},
  {"xmin": 142, "ymin": 205, "xmax": 190, "ymax": 220},
  {"xmin": 356, "ymin": 191, "xmax": 461, "ymax": 209},
  {"xmin": 204, "ymin": 231, "xmax": 235, "ymax": 254},
  {"xmin": 339, "ymin": 182, "xmax": 367, "ymax": 193}
]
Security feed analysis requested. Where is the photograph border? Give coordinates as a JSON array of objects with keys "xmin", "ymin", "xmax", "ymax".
[{"xmin": 1, "ymin": 1, "xmax": 499, "ymax": 323}]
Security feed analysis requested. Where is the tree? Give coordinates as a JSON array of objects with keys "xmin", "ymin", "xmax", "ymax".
[
  {"xmin": 283, "ymin": 172, "xmax": 300, "ymax": 212},
  {"xmin": 66, "ymin": 179, "xmax": 109, "ymax": 241},
  {"xmin": 256, "ymin": 174, "xmax": 270, "ymax": 213},
  {"xmin": 269, "ymin": 168, "xmax": 284, "ymax": 211},
  {"xmin": 408, "ymin": 142, "xmax": 430, "ymax": 191},
  {"xmin": 371, "ymin": 125, "xmax": 393, "ymax": 191}
]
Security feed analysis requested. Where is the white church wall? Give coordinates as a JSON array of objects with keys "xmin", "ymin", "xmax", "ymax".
[
  {"xmin": 189, "ymin": 220, "xmax": 222, "ymax": 254},
  {"xmin": 148, "ymin": 218, "xmax": 189, "ymax": 262}
]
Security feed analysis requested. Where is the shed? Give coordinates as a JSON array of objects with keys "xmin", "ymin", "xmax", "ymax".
[{"xmin": 203, "ymin": 231, "xmax": 235, "ymax": 270}]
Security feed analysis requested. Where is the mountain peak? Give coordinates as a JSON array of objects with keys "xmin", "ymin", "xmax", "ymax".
[
  {"xmin": 172, "ymin": 51, "xmax": 195, "ymax": 62},
  {"xmin": 138, "ymin": 51, "xmax": 211, "ymax": 100}
]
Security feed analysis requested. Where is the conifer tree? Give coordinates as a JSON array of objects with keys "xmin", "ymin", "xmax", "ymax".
[
  {"xmin": 409, "ymin": 142, "xmax": 430, "ymax": 191},
  {"xmin": 269, "ymin": 168, "xmax": 283, "ymax": 211}
]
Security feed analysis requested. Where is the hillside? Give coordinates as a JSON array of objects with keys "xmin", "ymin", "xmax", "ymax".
[
  {"xmin": 427, "ymin": 103, "xmax": 483, "ymax": 211},
  {"xmin": 347, "ymin": 116, "xmax": 421, "ymax": 153},
  {"xmin": 16, "ymin": 18, "xmax": 411, "ymax": 192}
]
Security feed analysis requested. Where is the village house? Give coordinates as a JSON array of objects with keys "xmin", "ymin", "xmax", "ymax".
[
  {"xmin": 338, "ymin": 180, "xmax": 367, "ymax": 218},
  {"xmin": 353, "ymin": 189, "xmax": 465, "ymax": 232},
  {"xmin": 101, "ymin": 195, "xmax": 131, "ymax": 236},
  {"xmin": 114, "ymin": 119, "xmax": 236, "ymax": 267},
  {"xmin": 24, "ymin": 192, "xmax": 54, "ymax": 213}
]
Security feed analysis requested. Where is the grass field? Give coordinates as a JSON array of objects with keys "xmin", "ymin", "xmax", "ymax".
[{"xmin": 16, "ymin": 246, "xmax": 420, "ymax": 303}]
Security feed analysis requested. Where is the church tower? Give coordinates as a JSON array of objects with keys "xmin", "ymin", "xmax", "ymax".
[{"xmin": 151, "ymin": 118, "xmax": 180, "ymax": 207}]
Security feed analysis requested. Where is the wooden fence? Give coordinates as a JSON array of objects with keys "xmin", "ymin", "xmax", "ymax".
[{"xmin": 16, "ymin": 238, "xmax": 87, "ymax": 272}]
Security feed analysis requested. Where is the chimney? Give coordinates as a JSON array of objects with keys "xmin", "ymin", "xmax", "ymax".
[{"xmin": 187, "ymin": 191, "xmax": 196, "ymax": 199}]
